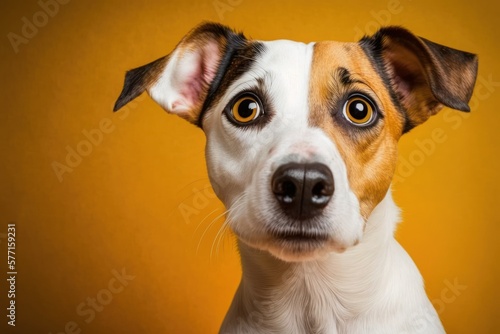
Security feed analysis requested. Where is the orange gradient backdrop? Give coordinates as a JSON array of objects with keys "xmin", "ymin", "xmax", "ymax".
[{"xmin": 1, "ymin": 0, "xmax": 499, "ymax": 333}]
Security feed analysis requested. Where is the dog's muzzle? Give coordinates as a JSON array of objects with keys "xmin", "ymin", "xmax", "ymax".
[{"xmin": 271, "ymin": 162, "xmax": 334, "ymax": 220}]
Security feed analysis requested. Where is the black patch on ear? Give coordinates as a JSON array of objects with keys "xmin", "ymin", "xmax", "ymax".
[
  {"xmin": 113, "ymin": 56, "xmax": 166, "ymax": 112},
  {"xmin": 196, "ymin": 28, "xmax": 247, "ymax": 127},
  {"xmin": 197, "ymin": 40, "xmax": 266, "ymax": 128},
  {"xmin": 359, "ymin": 26, "xmax": 478, "ymax": 134}
]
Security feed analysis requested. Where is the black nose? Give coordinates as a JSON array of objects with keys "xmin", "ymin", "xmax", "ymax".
[{"xmin": 271, "ymin": 162, "xmax": 334, "ymax": 220}]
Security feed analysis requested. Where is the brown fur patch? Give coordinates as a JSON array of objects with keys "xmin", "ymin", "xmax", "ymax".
[{"xmin": 309, "ymin": 42, "xmax": 405, "ymax": 218}]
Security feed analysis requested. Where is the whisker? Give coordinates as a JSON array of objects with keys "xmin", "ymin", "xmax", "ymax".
[
  {"xmin": 209, "ymin": 194, "xmax": 247, "ymax": 261},
  {"xmin": 196, "ymin": 207, "xmax": 231, "ymax": 256},
  {"xmin": 215, "ymin": 221, "xmax": 236, "ymax": 259},
  {"xmin": 193, "ymin": 207, "xmax": 222, "ymax": 237},
  {"xmin": 211, "ymin": 218, "xmax": 230, "ymax": 262}
]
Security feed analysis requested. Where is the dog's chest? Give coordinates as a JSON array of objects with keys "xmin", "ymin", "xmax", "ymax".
[{"xmin": 267, "ymin": 264, "xmax": 346, "ymax": 334}]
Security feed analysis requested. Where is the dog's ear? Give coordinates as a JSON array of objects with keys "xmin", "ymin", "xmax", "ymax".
[
  {"xmin": 113, "ymin": 22, "xmax": 246, "ymax": 125},
  {"xmin": 360, "ymin": 27, "xmax": 478, "ymax": 133}
]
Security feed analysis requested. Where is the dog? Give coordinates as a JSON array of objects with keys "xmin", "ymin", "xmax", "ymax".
[{"xmin": 114, "ymin": 23, "xmax": 478, "ymax": 333}]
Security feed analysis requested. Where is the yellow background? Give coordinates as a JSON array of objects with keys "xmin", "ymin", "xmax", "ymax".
[{"xmin": 1, "ymin": 0, "xmax": 499, "ymax": 333}]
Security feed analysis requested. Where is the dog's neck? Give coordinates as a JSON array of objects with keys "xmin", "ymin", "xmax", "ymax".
[{"xmin": 225, "ymin": 190, "xmax": 422, "ymax": 332}]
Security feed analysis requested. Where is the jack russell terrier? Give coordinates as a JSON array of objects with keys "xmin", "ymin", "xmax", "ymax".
[{"xmin": 114, "ymin": 23, "xmax": 478, "ymax": 333}]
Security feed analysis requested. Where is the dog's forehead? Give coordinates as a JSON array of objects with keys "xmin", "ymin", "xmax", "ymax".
[
  {"xmin": 210, "ymin": 39, "xmax": 387, "ymax": 118},
  {"xmin": 251, "ymin": 39, "xmax": 386, "ymax": 104},
  {"xmin": 257, "ymin": 39, "xmax": 312, "ymax": 66},
  {"xmin": 250, "ymin": 39, "xmax": 392, "ymax": 119},
  {"xmin": 255, "ymin": 39, "xmax": 377, "ymax": 77}
]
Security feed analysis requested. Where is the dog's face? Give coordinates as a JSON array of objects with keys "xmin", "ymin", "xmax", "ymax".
[
  {"xmin": 115, "ymin": 23, "xmax": 477, "ymax": 261},
  {"xmin": 202, "ymin": 40, "xmax": 406, "ymax": 261}
]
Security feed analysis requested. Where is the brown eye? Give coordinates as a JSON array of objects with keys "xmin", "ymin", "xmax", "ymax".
[
  {"xmin": 231, "ymin": 95, "xmax": 261, "ymax": 124},
  {"xmin": 343, "ymin": 95, "xmax": 375, "ymax": 126}
]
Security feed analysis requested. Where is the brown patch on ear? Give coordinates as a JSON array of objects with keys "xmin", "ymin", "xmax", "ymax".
[
  {"xmin": 360, "ymin": 27, "xmax": 478, "ymax": 130},
  {"xmin": 309, "ymin": 42, "xmax": 403, "ymax": 218}
]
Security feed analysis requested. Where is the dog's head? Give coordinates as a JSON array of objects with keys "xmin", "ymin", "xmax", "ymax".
[{"xmin": 115, "ymin": 23, "xmax": 477, "ymax": 261}]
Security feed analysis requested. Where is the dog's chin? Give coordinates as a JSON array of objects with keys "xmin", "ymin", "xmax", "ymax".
[{"xmin": 241, "ymin": 232, "xmax": 352, "ymax": 262}]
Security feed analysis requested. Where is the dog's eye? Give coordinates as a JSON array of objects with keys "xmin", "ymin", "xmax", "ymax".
[
  {"xmin": 230, "ymin": 94, "xmax": 262, "ymax": 124},
  {"xmin": 343, "ymin": 95, "xmax": 376, "ymax": 126}
]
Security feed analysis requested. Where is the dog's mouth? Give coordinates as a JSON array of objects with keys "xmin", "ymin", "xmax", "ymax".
[
  {"xmin": 271, "ymin": 229, "xmax": 329, "ymax": 243},
  {"xmin": 260, "ymin": 228, "xmax": 336, "ymax": 261}
]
